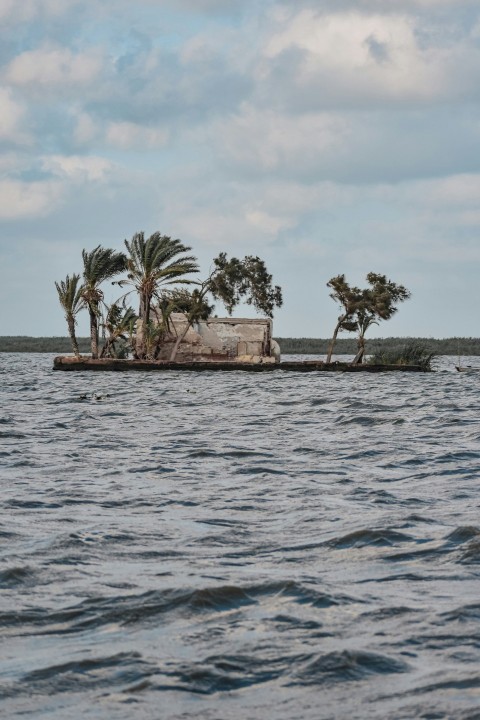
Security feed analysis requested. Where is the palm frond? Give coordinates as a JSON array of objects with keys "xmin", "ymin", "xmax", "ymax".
[
  {"xmin": 82, "ymin": 245, "xmax": 127, "ymax": 288},
  {"xmin": 54, "ymin": 274, "xmax": 84, "ymax": 316}
]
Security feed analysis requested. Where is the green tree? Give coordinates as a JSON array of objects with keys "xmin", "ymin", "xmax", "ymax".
[
  {"xmin": 209, "ymin": 253, "xmax": 283, "ymax": 316},
  {"xmin": 351, "ymin": 273, "xmax": 411, "ymax": 364},
  {"xmin": 54, "ymin": 274, "xmax": 84, "ymax": 357},
  {"xmin": 81, "ymin": 246, "xmax": 127, "ymax": 358},
  {"xmin": 167, "ymin": 252, "xmax": 283, "ymax": 361},
  {"xmin": 164, "ymin": 288, "xmax": 215, "ymax": 361},
  {"xmin": 121, "ymin": 232, "xmax": 199, "ymax": 359},
  {"xmin": 326, "ymin": 274, "xmax": 362, "ymax": 363},
  {"xmin": 100, "ymin": 302, "xmax": 137, "ymax": 358}
]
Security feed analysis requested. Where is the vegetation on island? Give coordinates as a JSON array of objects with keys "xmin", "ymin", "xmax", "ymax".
[
  {"xmin": 54, "ymin": 274, "xmax": 84, "ymax": 358},
  {"xmin": 81, "ymin": 246, "xmax": 127, "ymax": 359},
  {"xmin": 2, "ymin": 336, "xmax": 479, "ymax": 357},
  {"xmin": 326, "ymin": 273, "xmax": 411, "ymax": 364},
  {"xmin": 367, "ymin": 342, "xmax": 436, "ymax": 371},
  {"xmin": 53, "ymin": 231, "xmax": 283, "ymax": 360},
  {"xmin": 0, "ymin": 242, "xmax": 465, "ymax": 366},
  {"xmin": 274, "ymin": 337, "xmax": 466, "ymax": 356}
]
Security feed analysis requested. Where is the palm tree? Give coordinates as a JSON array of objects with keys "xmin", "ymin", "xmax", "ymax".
[
  {"xmin": 81, "ymin": 246, "xmax": 127, "ymax": 358},
  {"xmin": 100, "ymin": 302, "xmax": 137, "ymax": 358},
  {"xmin": 54, "ymin": 274, "xmax": 84, "ymax": 357},
  {"xmin": 121, "ymin": 232, "xmax": 199, "ymax": 358}
]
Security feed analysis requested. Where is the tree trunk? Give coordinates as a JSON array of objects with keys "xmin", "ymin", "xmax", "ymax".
[
  {"xmin": 100, "ymin": 338, "xmax": 112, "ymax": 358},
  {"xmin": 326, "ymin": 319, "xmax": 344, "ymax": 364},
  {"xmin": 67, "ymin": 315, "xmax": 80, "ymax": 357},
  {"xmin": 89, "ymin": 307, "xmax": 99, "ymax": 359},
  {"xmin": 136, "ymin": 293, "xmax": 150, "ymax": 359},
  {"xmin": 352, "ymin": 336, "xmax": 365, "ymax": 365},
  {"xmin": 169, "ymin": 320, "xmax": 192, "ymax": 362}
]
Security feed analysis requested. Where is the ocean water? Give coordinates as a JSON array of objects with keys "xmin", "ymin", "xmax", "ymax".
[{"xmin": 1, "ymin": 352, "xmax": 480, "ymax": 719}]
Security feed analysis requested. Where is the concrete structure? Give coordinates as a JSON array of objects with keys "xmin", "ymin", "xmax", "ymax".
[{"xmin": 156, "ymin": 314, "xmax": 280, "ymax": 363}]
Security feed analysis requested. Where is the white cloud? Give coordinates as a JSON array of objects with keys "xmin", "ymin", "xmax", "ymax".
[
  {"xmin": 167, "ymin": 207, "xmax": 249, "ymax": 247},
  {"xmin": 0, "ymin": 0, "xmax": 81, "ymax": 23},
  {"xmin": 0, "ymin": 87, "xmax": 30, "ymax": 144},
  {"xmin": 105, "ymin": 122, "xmax": 169, "ymax": 150},
  {"xmin": 246, "ymin": 209, "xmax": 295, "ymax": 235},
  {"xmin": 4, "ymin": 46, "xmax": 101, "ymax": 87},
  {"xmin": 42, "ymin": 155, "xmax": 114, "ymax": 182},
  {"xmin": 261, "ymin": 9, "xmax": 459, "ymax": 104},
  {"xmin": 72, "ymin": 111, "xmax": 98, "ymax": 145},
  {"xmin": 214, "ymin": 103, "xmax": 348, "ymax": 173},
  {"xmin": 131, "ymin": 0, "xmax": 239, "ymax": 11},
  {"xmin": 0, "ymin": 179, "xmax": 62, "ymax": 219},
  {"xmin": 420, "ymin": 173, "xmax": 480, "ymax": 207}
]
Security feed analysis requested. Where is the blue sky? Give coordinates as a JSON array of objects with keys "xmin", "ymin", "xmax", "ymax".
[{"xmin": 1, "ymin": 0, "xmax": 480, "ymax": 338}]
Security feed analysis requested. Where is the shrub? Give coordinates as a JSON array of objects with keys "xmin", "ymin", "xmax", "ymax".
[{"xmin": 367, "ymin": 342, "xmax": 435, "ymax": 371}]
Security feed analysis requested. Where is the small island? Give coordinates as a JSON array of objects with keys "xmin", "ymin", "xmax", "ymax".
[{"xmin": 53, "ymin": 231, "xmax": 433, "ymax": 372}]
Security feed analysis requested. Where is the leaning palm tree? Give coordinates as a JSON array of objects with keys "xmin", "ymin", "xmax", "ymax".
[
  {"xmin": 81, "ymin": 246, "xmax": 127, "ymax": 358},
  {"xmin": 54, "ymin": 274, "xmax": 84, "ymax": 357},
  {"xmin": 121, "ymin": 232, "xmax": 199, "ymax": 358},
  {"xmin": 100, "ymin": 302, "xmax": 137, "ymax": 358}
]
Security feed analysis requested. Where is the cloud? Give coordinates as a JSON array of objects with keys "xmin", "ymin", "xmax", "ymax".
[
  {"xmin": 246, "ymin": 209, "xmax": 296, "ymax": 235},
  {"xmin": 105, "ymin": 122, "xmax": 169, "ymax": 150},
  {"xmin": 277, "ymin": 0, "xmax": 479, "ymax": 12},
  {"xmin": 213, "ymin": 103, "xmax": 349, "ymax": 175},
  {"xmin": 0, "ymin": 154, "xmax": 116, "ymax": 220},
  {"xmin": 72, "ymin": 111, "xmax": 98, "ymax": 145},
  {"xmin": 41, "ymin": 155, "xmax": 115, "ymax": 182},
  {"xmin": 0, "ymin": 0, "xmax": 82, "ymax": 24},
  {"xmin": 0, "ymin": 87, "xmax": 30, "ymax": 144},
  {"xmin": 260, "ymin": 9, "xmax": 457, "ymax": 108},
  {"xmin": 131, "ymin": 0, "xmax": 242, "ymax": 13},
  {"xmin": 0, "ymin": 179, "xmax": 63, "ymax": 219},
  {"xmin": 4, "ymin": 46, "xmax": 102, "ymax": 88},
  {"xmin": 420, "ymin": 173, "xmax": 480, "ymax": 206},
  {"xmin": 0, "ymin": 0, "xmax": 479, "ymax": 338}
]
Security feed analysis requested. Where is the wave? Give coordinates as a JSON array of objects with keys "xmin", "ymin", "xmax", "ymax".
[
  {"xmin": 3, "ymin": 354, "xmax": 480, "ymax": 718},
  {"xmin": 0, "ymin": 581, "xmax": 358, "ymax": 636},
  {"xmin": 0, "ymin": 566, "xmax": 35, "ymax": 588},
  {"xmin": 1, "ymin": 652, "xmax": 153, "ymax": 700},
  {"xmin": 288, "ymin": 650, "xmax": 410, "ymax": 686},
  {"xmin": 327, "ymin": 528, "xmax": 414, "ymax": 549}
]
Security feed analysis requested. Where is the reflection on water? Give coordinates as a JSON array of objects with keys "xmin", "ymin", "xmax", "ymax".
[{"xmin": 1, "ymin": 353, "xmax": 479, "ymax": 719}]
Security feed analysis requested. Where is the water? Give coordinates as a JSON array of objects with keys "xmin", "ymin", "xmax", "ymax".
[{"xmin": 1, "ymin": 353, "xmax": 480, "ymax": 719}]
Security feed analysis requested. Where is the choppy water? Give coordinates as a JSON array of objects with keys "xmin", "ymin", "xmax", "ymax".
[{"xmin": 1, "ymin": 352, "xmax": 480, "ymax": 720}]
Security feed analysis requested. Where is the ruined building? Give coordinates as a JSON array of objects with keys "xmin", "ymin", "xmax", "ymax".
[{"xmin": 155, "ymin": 314, "xmax": 281, "ymax": 363}]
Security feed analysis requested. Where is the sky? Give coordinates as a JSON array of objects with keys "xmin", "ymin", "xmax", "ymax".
[{"xmin": 1, "ymin": 0, "xmax": 480, "ymax": 339}]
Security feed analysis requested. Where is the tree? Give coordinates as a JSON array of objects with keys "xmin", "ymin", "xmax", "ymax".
[
  {"xmin": 121, "ymin": 232, "xmax": 199, "ymax": 359},
  {"xmin": 100, "ymin": 302, "xmax": 137, "ymax": 358},
  {"xmin": 326, "ymin": 273, "xmax": 411, "ymax": 364},
  {"xmin": 54, "ymin": 274, "xmax": 84, "ymax": 357},
  {"xmin": 209, "ymin": 253, "xmax": 283, "ymax": 317},
  {"xmin": 165, "ymin": 288, "xmax": 215, "ymax": 361},
  {"xmin": 167, "ymin": 252, "xmax": 283, "ymax": 361},
  {"xmin": 81, "ymin": 246, "xmax": 127, "ymax": 358},
  {"xmin": 326, "ymin": 275, "xmax": 363, "ymax": 363},
  {"xmin": 351, "ymin": 273, "xmax": 411, "ymax": 364}
]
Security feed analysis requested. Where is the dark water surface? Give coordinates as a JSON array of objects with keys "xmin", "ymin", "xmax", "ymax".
[{"xmin": 1, "ymin": 353, "xmax": 480, "ymax": 719}]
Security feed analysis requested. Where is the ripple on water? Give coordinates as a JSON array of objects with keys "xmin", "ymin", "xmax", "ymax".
[{"xmin": 1, "ymin": 353, "xmax": 480, "ymax": 720}]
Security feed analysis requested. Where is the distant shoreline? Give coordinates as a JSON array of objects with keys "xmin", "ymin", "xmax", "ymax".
[{"xmin": 0, "ymin": 336, "xmax": 478, "ymax": 356}]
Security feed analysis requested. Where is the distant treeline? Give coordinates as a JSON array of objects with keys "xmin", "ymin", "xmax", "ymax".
[
  {"xmin": 1, "ymin": 335, "xmax": 479, "ymax": 355},
  {"xmin": 276, "ymin": 337, "xmax": 480, "ymax": 356},
  {"xmin": 0, "ymin": 337, "xmax": 92, "ymax": 353}
]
